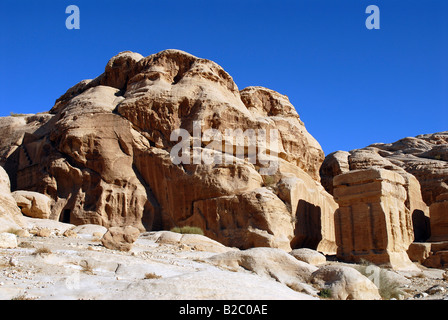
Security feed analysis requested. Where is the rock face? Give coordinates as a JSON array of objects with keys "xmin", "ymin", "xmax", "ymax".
[
  {"xmin": 333, "ymin": 169, "xmax": 417, "ymax": 271},
  {"xmin": 12, "ymin": 191, "xmax": 53, "ymax": 219},
  {"xmin": 0, "ymin": 167, "xmax": 25, "ymax": 233},
  {"xmin": 0, "ymin": 49, "xmax": 338, "ymax": 252},
  {"xmin": 319, "ymin": 133, "xmax": 448, "ymax": 243},
  {"xmin": 429, "ymin": 193, "xmax": 448, "ymax": 242},
  {"xmin": 321, "ymin": 132, "xmax": 448, "ymax": 207}
]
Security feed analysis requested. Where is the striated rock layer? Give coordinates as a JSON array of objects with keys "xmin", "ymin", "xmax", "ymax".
[{"xmin": 0, "ymin": 50, "xmax": 338, "ymax": 252}]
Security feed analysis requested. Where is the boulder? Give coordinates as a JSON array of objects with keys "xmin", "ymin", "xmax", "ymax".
[
  {"xmin": 311, "ymin": 265, "xmax": 381, "ymax": 300},
  {"xmin": 407, "ymin": 242, "xmax": 432, "ymax": 263},
  {"xmin": 275, "ymin": 160, "xmax": 338, "ymax": 254},
  {"xmin": 12, "ymin": 191, "xmax": 53, "ymax": 219},
  {"xmin": 35, "ymin": 228, "xmax": 52, "ymax": 238},
  {"xmin": 320, "ymin": 132, "xmax": 448, "ymax": 207},
  {"xmin": 0, "ymin": 167, "xmax": 25, "ymax": 233},
  {"xmin": 71, "ymin": 224, "xmax": 108, "ymax": 237},
  {"xmin": 23, "ymin": 216, "xmax": 74, "ymax": 235},
  {"xmin": 0, "ymin": 233, "xmax": 18, "ymax": 249},
  {"xmin": 208, "ymin": 247, "xmax": 318, "ymax": 295},
  {"xmin": 319, "ymin": 151, "xmax": 350, "ymax": 195},
  {"xmin": 101, "ymin": 226, "xmax": 141, "ymax": 251},
  {"xmin": 290, "ymin": 248, "xmax": 326, "ymax": 266}
]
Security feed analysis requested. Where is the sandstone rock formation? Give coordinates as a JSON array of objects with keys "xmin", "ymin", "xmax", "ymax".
[
  {"xmin": 290, "ymin": 248, "xmax": 327, "ymax": 266},
  {"xmin": 0, "ymin": 233, "xmax": 18, "ymax": 249},
  {"xmin": 311, "ymin": 265, "xmax": 381, "ymax": 300},
  {"xmin": 0, "ymin": 50, "xmax": 338, "ymax": 252},
  {"xmin": 321, "ymin": 132, "xmax": 448, "ymax": 207},
  {"xmin": 208, "ymin": 247, "xmax": 319, "ymax": 295},
  {"xmin": 141, "ymin": 230, "xmax": 234, "ymax": 253},
  {"xmin": 101, "ymin": 226, "xmax": 141, "ymax": 252},
  {"xmin": 429, "ymin": 193, "xmax": 448, "ymax": 242},
  {"xmin": 333, "ymin": 169, "xmax": 418, "ymax": 271},
  {"xmin": 320, "ymin": 133, "xmax": 448, "ymax": 243},
  {"xmin": 12, "ymin": 191, "xmax": 53, "ymax": 219},
  {"xmin": 0, "ymin": 167, "xmax": 25, "ymax": 233}
]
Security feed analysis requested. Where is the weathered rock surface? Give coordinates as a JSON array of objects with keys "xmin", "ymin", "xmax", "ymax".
[
  {"xmin": 0, "ymin": 49, "xmax": 338, "ymax": 252},
  {"xmin": 333, "ymin": 169, "xmax": 418, "ymax": 271},
  {"xmin": 290, "ymin": 248, "xmax": 327, "ymax": 266},
  {"xmin": 311, "ymin": 265, "xmax": 381, "ymax": 300},
  {"xmin": 101, "ymin": 226, "xmax": 141, "ymax": 252},
  {"xmin": 71, "ymin": 224, "xmax": 108, "ymax": 238},
  {"xmin": 429, "ymin": 193, "xmax": 448, "ymax": 242},
  {"xmin": 0, "ymin": 229, "xmax": 318, "ymax": 300},
  {"xmin": 208, "ymin": 247, "xmax": 319, "ymax": 295},
  {"xmin": 320, "ymin": 132, "xmax": 448, "ymax": 207},
  {"xmin": 0, "ymin": 167, "xmax": 25, "ymax": 233},
  {"xmin": 12, "ymin": 191, "xmax": 53, "ymax": 219},
  {"xmin": 0, "ymin": 220, "xmax": 445, "ymax": 300},
  {"xmin": 322, "ymin": 149, "xmax": 432, "ymax": 243},
  {"xmin": 0, "ymin": 233, "xmax": 18, "ymax": 249}
]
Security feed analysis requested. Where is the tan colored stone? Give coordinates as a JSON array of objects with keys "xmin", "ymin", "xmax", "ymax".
[
  {"xmin": 101, "ymin": 226, "xmax": 141, "ymax": 252},
  {"xmin": 71, "ymin": 224, "xmax": 108, "ymax": 237},
  {"xmin": 63, "ymin": 229, "xmax": 78, "ymax": 238},
  {"xmin": 320, "ymin": 132, "xmax": 448, "ymax": 206},
  {"xmin": 15, "ymin": 229, "xmax": 30, "ymax": 238},
  {"xmin": 209, "ymin": 247, "xmax": 318, "ymax": 295},
  {"xmin": 407, "ymin": 242, "xmax": 432, "ymax": 263},
  {"xmin": 333, "ymin": 169, "xmax": 417, "ymax": 271},
  {"xmin": 12, "ymin": 191, "xmax": 53, "ymax": 219},
  {"xmin": 145, "ymin": 231, "xmax": 233, "ymax": 253},
  {"xmin": 319, "ymin": 151, "xmax": 350, "ymax": 195},
  {"xmin": 0, "ymin": 167, "xmax": 25, "ymax": 233},
  {"xmin": 405, "ymin": 174, "xmax": 430, "ymax": 242},
  {"xmin": 0, "ymin": 50, "xmax": 333, "ymax": 252},
  {"xmin": 429, "ymin": 193, "xmax": 448, "ymax": 242},
  {"xmin": 311, "ymin": 265, "xmax": 381, "ymax": 300},
  {"xmin": 182, "ymin": 187, "xmax": 293, "ymax": 251},
  {"xmin": 290, "ymin": 248, "xmax": 327, "ymax": 266}
]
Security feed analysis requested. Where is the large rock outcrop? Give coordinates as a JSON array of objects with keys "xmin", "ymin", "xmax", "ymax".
[
  {"xmin": 333, "ymin": 169, "xmax": 418, "ymax": 271},
  {"xmin": 320, "ymin": 133, "xmax": 448, "ymax": 243},
  {"xmin": 321, "ymin": 132, "xmax": 448, "ymax": 207},
  {"xmin": 429, "ymin": 193, "xmax": 448, "ymax": 242},
  {"xmin": 0, "ymin": 166, "xmax": 25, "ymax": 233},
  {"xmin": 0, "ymin": 50, "xmax": 338, "ymax": 252}
]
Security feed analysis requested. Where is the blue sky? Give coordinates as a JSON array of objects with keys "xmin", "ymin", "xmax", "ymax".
[{"xmin": 0, "ymin": 0, "xmax": 447, "ymax": 155}]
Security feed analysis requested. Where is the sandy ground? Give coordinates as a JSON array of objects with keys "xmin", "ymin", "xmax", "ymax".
[{"xmin": 0, "ymin": 232, "xmax": 317, "ymax": 300}]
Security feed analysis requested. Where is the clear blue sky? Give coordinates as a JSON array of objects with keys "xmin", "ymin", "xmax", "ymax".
[{"xmin": 0, "ymin": 0, "xmax": 447, "ymax": 155}]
